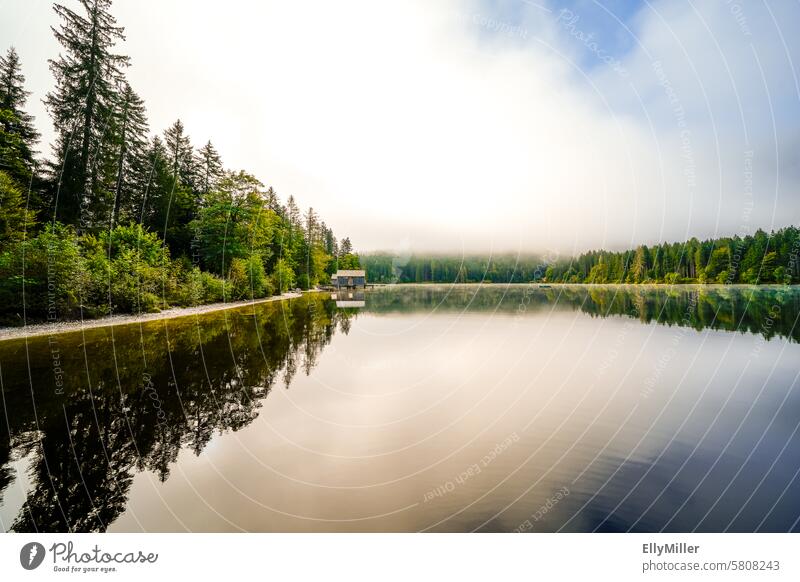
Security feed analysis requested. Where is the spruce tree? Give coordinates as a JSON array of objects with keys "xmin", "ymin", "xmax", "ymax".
[
  {"xmin": 45, "ymin": 0, "xmax": 129, "ymax": 226},
  {"xmin": 304, "ymin": 207, "xmax": 318, "ymax": 244},
  {"xmin": 112, "ymin": 81, "xmax": 148, "ymax": 224},
  {"xmin": 321, "ymin": 222, "xmax": 336, "ymax": 255},
  {"xmin": 163, "ymin": 119, "xmax": 194, "ymax": 187},
  {"xmin": 0, "ymin": 47, "xmax": 39, "ymax": 188},
  {"xmin": 264, "ymin": 186, "xmax": 280, "ymax": 213},
  {"xmin": 197, "ymin": 140, "xmax": 223, "ymax": 196},
  {"xmin": 137, "ymin": 135, "xmax": 170, "ymax": 228},
  {"xmin": 161, "ymin": 120, "xmax": 198, "ymax": 254},
  {"xmin": 286, "ymin": 195, "xmax": 301, "ymax": 229},
  {"xmin": 0, "ymin": 170, "xmax": 36, "ymax": 243}
]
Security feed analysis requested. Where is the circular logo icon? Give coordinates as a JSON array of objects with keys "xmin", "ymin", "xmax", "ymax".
[{"xmin": 19, "ymin": 542, "xmax": 46, "ymax": 570}]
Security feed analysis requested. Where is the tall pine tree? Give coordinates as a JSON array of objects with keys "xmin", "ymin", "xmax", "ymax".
[
  {"xmin": 0, "ymin": 47, "xmax": 39, "ymax": 189},
  {"xmin": 160, "ymin": 120, "xmax": 198, "ymax": 254},
  {"xmin": 197, "ymin": 140, "xmax": 223, "ymax": 197},
  {"xmin": 137, "ymin": 135, "xmax": 171, "ymax": 228},
  {"xmin": 45, "ymin": 0, "xmax": 129, "ymax": 226},
  {"xmin": 163, "ymin": 119, "xmax": 193, "ymax": 186},
  {"xmin": 111, "ymin": 81, "xmax": 148, "ymax": 224}
]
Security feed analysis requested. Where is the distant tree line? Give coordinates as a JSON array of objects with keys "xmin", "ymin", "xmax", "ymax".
[
  {"xmin": 361, "ymin": 228, "xmax": 800, "ymax": 286},
  {"xmin": 0, "ymin": 0, "xmax": 360, "ymax": 324},
  {"xmin": 542, "ymin": 227, "xmax": 800, "ymax": 284},
  {"xmin": 361, "ymin": 254, "xmax": 546, "ymax": 284}
]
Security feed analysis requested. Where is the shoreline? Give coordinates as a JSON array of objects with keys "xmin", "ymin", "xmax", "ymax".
[
  {"xmin": 0, "ymin": 292, "xmax": 308, "ymax": 342},
  {"xmin": 368, "ymin": 282, "xmax": 797, "ymax": 288},
  {"xmin": 2, "ymin": 282, "xmax": 794, "ymax": 342}
]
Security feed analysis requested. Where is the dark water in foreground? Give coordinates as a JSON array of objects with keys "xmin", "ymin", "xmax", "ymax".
[{"xmin": 1, "ymin": 284, "xmax": 799, "ymax": 532}]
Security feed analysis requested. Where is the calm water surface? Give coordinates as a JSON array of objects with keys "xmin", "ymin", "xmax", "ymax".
[{"xmin": 1, "ymin": 285, "xmax": 799, "ymax": 532}]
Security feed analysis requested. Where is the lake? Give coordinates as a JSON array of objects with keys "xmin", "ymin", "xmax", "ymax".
[{"xmin": 1, "ymin": 284, "xmax": 799, "ymax": 532}]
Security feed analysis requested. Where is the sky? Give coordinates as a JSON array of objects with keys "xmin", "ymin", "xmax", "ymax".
[{"xmin": 1, "ymin": 0, "xmax": 799, "ymax": 257}]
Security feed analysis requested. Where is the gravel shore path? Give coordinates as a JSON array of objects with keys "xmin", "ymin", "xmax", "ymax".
[{"xmin": 0, "ymin": 292, "xmax": 305, "ymax": 342}]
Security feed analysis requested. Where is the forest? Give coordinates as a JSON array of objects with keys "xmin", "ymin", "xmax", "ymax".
[
  {"xmin": 360, "ymin": 254, "xmax": 546, "ymax": 284},
  {"xmin": 0, "ymin": 0, "xmax": 360, "ymax": 325},
  {"xmin": 542, "ymin": 227, "xmax": 800, "ymax": 284},
  {"xmin": 362, "ymin": 226, "xmax": 800, "ymax": 286}
]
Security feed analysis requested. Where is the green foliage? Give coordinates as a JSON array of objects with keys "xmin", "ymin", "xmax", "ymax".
[
  {"xmin": 760, "ymin": 252, "xmax": 778, "ymax": 282},
  {"xmin": 45, "ymin": 0, "xmax": 129, "ymax": 225},
  {"xmin": 309, "ymin": 245, "xmax": 331, "ymax": 286},
  {"xmin": 191, "ymin": 172, "xmax": 280, "ymax": 276},
  {"xmin": 82, "ymin": 223, "xmax": 174, "ymax": 314},
  {"xmin": 201, "ymin": 271, "xmax": 226, "ymax": 302},
  {"xmin": 0, "ymin": 223, "xmax": 85, "ymax": 321},
  {"xmin": 111, "ymin": 82, "xmax": 149, "ymax": 224},
  {"xmin": 226, "ymin": 257, "xmax": 247, "ymax": 300},
  {"xmin": 543, "ymin": 227, "xmax": 800, "ymax": 285},
  {"xmin": 362, "ymin": 228, "xmax": 800, "ymax": 287},
  {"xmin": 226, "ymin": 253, "xmax": 272, "ymax": 300},
  {"xmin": 0, "ymin": 222, "xmax": 239, "ymax": 321},
  {"xmin": 296, "ymin": 272, "xmax": 310, "ymax": 290},
  {"xmin": 0, "ymin": 48, "xmax": 39, "ymax": 189},
  {"xmin": 0, "ymin": 109, "xmax": 34, "ymax": 188},
  {"xmin": 774, "ymin": 266, "xmax": 788, "ymax": 284},
  {"xmin": 361, "ymin": 254, "xmax": 546, "ymax": 284},
  {"xmin": 338, "ymin": 253, "xmax": 361, "ymax": 270},
  {"xmin": 271, "ymin": 258, "xmax": 295, "ymax": 294},
  {"xmin": 0, "ymin": 0, "xmax": 351, "ymax": 324},
  {"xmin": 174, "ymin": 265, "xmax": 225, "ymax": 306},
  {"xmin": 197, "ymin": 140, "xmax": 223, "ymax": 195},
  {"xmin": 704, "ymin": 247, "xmax": 730, "ymax": 282},
  {"xmin": 0, "ymin": 170, "xmax": 35, "ymax": 244}
]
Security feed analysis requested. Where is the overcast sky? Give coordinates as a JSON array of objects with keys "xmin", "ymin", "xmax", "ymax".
[{"xmin": 1, "ymin": 0, "xmax": 799, "ymax": 256}]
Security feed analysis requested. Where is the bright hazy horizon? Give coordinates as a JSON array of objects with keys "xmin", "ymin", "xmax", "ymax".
[{"xmin": 1, "ymin": 0, "xmax": 799, "ymax": 256}]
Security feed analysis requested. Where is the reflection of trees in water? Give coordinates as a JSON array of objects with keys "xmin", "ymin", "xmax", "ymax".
[
  {"xmin": 0, "ymin": 294, "xmax": 353, "ymax": 532},
  {"xmin": 365, "ymin": 285, "xmax": 800, "ymax": 343},
  {"xmin": 2, "ymin": 286, "xmax": 798, "ymax": 532},
  {"xmin": 0, "ymin": 441, "xmax": 11, "ymax": 507}
]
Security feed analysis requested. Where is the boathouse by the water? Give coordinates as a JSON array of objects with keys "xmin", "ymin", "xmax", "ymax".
[{"xmin": 332, "ymin": 270, "xmax": 366, "ymax": 289}]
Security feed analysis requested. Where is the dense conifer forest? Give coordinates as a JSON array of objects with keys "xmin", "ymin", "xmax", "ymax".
[
  {"xmin": 542, "ymin": 227, "xmax": 800, "ymax": 284},
  {"xmin": 0, "ymin": 0, "xmax": 360, "ymax": 324},
  {"xmin": 361, "ymin": 254, "xmax": 546, "ymax": 284},
  {"xmin": 362, "ymin": 227, "xmax": 800, "ymax": 285}
]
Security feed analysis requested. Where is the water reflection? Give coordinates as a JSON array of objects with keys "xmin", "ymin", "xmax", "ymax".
[
  {"xmin": 333, "ymin": 291, "xmax": 366, "ymax": 308},
  {"xmin": 0, "ymin": 294, "xmax": 350, "ymax": 532},
  {"xmin": 0, "ymin": 285, "xmax": 799, "ymax": 532},
  {"xmin": 363, "ymin": 284, "xmax": 800, "ymax": 343}
]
